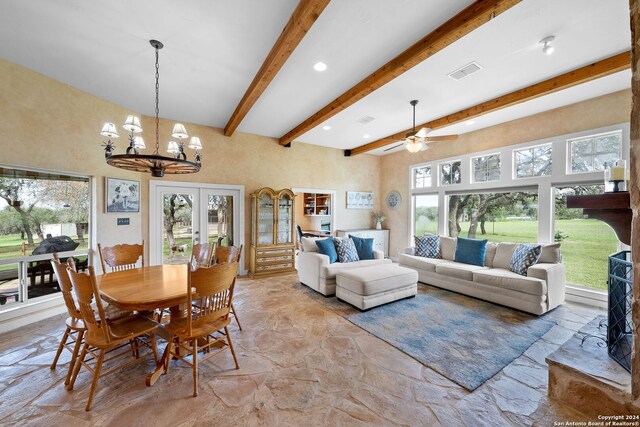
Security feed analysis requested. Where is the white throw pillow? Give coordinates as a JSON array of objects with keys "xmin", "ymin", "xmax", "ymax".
[
  {"xmin": 301, "ymin": 236, "xmax": 323, "ymax": 252},
  {"xmin": 493, "ymin": 243, "xmax": 518, "ymax": 270}
]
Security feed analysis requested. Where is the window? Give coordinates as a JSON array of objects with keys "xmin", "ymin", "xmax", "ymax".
[
  {"xmin": 514, "ymin": 144, "xmax": 552, "ymax": 178},
  {"xmin": 440, "ymin": 161, "xmax": 461, "ymax": 185},
  {"xmin": 569, "ymin": 130, "xmax": 622, "ymax": 173},
  {"xmin": 554, "ymin": 184, "xmax": 618, "ymax": 291},
  {"xmin": 447, "ymin": 190, "xmax": 538, "ymax": 241},
  {"xmin": 0, "ymin": 167, "xmax": 90, "ymax": 310},
  {"xmin": 414, "ymin": 195, "xmax": 438, "ymax": 236},
  {"xmin": 472, "ymin": 154, "xmax": 500, "ymax": 182},
  {"xmin": 413, "ymin": 165, "xmax": 432, "ymax": 188}
]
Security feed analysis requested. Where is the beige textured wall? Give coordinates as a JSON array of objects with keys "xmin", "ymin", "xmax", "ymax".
[
  {"xmin": 0, "ymin": 58, "xmax": 380, "ymax": 270},
  {"xmin": 0, "ymin": 58, "xmax": 144, "ymax": 270},
  {"xmin": 380, "ymin": 89, "xmax": 632, "ymax": 256}
]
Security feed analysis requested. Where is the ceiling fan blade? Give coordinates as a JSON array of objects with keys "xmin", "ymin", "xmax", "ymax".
[
  {"xmin": 383, "ymin": 142, "xmax": 405, "ymax": 152},
  {"xmin": 415, "ymin": 127, "xmax": 431, "ymax": 138},
  {"xmin": 425, "ymin": 134, "xmax": 458, "ymax": 142}
]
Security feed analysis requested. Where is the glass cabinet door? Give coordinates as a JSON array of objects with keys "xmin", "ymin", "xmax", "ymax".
[
  {"xmin": 277, "ymin": 193, "xmax": 293, "ymax": 244},
  {"xmin": 257, "ymin": 193, "xmax": 274, "ymax": 245}
]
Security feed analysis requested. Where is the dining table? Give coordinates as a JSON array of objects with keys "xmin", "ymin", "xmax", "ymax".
[{"xmin": 96, "ymin": 264, "xmax": 189, "ymax": 386}]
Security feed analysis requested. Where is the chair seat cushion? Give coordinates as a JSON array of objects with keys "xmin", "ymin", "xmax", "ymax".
[
  {"xmin": 321, "ymin": 259, "xmax": 392, "ymax": 279},
  {"xmin": 472, "ymin": 268, "xmax": 547, "ymax": 296},
  {"xmin": 399, "ymin": 254, "xmax": 450, "ymax": 272},
  {"xmin": 435, "ymin": 262, "xmax": 487, "ymax": 281}
]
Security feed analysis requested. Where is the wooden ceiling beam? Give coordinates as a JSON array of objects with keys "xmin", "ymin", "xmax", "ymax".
[
  {"xmin": 348, "ymin": 51, "xmax": 631, "ymax": 156},
  {"xmin": 223, "ymin": 0, "xmax": 331, "ymax": 137},
  {"xmin": 278, "ymin": 0, "xmax": 522, "ymax": 146}
]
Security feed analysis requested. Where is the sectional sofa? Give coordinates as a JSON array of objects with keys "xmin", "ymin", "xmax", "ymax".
[{"xmin": 399, "ymin": 236, "xmax": 565, "ymax": 315}]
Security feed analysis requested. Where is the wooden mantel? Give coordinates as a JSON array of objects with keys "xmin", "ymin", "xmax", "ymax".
[{"xmin": 566, "ymin": 192, "xmax": 632, "ymax": 245}]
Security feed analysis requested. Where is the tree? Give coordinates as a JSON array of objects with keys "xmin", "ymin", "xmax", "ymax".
[
  {"xmin": 163, "ymin": 195, "xmax": 192, "ymax": 250},
  {"xmin": 47, "ymin": 181, "xmax": 90, "ymax": 241},
  {"xmin": 0, "ymin": 179, "xmax": 46, "ymax": 245}
]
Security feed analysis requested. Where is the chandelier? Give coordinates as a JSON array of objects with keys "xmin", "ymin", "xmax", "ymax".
[
  {"xmin": 404, "ymin": 100, "xmax": 430, "ymax": 153},
  {"xmin": 100, "ymin": 40, "xmax": 202, "ymax": 178}
]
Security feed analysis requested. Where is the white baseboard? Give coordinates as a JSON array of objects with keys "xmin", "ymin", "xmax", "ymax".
[
  {"xmin": 0, "ymin": 295, "xmax": 66, "ymax": 334},
  {"xmin": 565, "ymin": 285, "xmax": 608, "ymax": 309}
]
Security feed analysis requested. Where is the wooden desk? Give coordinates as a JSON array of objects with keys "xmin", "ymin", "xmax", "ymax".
[
  {"xmin": 97, "ymin": 264, "xmax": 188, "ymax": 386},
  {"xmin": 302, "ymin": 230, "xmax": 330, "ymax": 238}
]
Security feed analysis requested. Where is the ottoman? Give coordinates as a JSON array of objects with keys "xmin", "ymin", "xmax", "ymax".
[{"xmin": 335, "ymin": 264, "xmax": 418, "ymax": 310}]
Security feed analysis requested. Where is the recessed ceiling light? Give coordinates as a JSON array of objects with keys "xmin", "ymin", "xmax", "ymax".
[
  {"xmin": 363, "ymin": 134, "xmax": 371, "ymax": 139},
  {"xmin": 313, "ymin": 61, "xmax": 327, "ymax": 72},
  {"xmin": 465, "ymin": 120, "xmax": 476, "ymax": 125},
  {"xmin": 540, "ymin": 36, "xmax": 555, "ymax": 55},
  {"xmin": 322, "ymin": 125, "xmax": 331, "ymax": 130}
]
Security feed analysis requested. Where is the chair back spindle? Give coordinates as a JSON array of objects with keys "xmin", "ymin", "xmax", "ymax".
[
  {"xmin": 51, "ymin": 254, "xmax": 81, "ymax": 320},
  {"xmin": 98, "ymin": 242, "xmax": 144, "ymax": 273},
  {"xmin": 67, "ymin": 266, "xmax": 110, "ymax": 344},
  {"xmin": 187, "ymin": 262, "xmax": 238, "ymax": 337}
]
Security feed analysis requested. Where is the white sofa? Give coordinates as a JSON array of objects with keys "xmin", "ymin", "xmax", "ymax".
[
  {"xmin": 297, "ymin": 237, "xmax": 391, "ymax": 296},
  {"xmin": 399, "ymin": 237, "xmax": 565, "ymax": 315}
]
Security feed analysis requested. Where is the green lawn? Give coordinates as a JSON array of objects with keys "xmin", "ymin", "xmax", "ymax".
[{"xmin": 417, "ymin": 218, "xmax": 618, "ymax": 290}]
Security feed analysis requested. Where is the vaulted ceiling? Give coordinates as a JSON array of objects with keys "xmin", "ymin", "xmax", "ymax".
[{"xmin": 0, "ymin": 0, "xmax": 631, "ymax": 156}]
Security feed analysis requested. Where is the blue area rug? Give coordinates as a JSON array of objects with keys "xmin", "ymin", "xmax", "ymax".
[{"xmin": 304, "ymin": 285, "xmax": 556, "ymax": 391}]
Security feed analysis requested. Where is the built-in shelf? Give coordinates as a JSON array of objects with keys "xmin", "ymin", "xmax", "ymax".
[
  {"xmin": 304, "ymin": 192, "xmax": 331, "ymax": 216},
  {"xmin": 566, "ymin": 192, "xmax": 631, "ymax": 245}
]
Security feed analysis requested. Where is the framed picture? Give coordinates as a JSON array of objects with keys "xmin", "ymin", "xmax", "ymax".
[
  {"xmin": 346, "ymin": 191, "xmax": 373, "ymax": 209},
  {"xmin": 105, "ymin": 177, "xmax": 140, "ymax": 213}
]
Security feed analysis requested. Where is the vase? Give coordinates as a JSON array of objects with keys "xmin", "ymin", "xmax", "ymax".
[{"xmin": 376, "ymin": 222, "xmax": 382, "ymax": 230}]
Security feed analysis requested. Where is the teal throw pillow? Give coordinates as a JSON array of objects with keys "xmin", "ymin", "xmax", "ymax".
[
  {"xmin": 415, "ymin": 235, "xmax": 440, "ymax": 258},
  {"xmin": 454, "ymin": 236, "xmax": 487, "ymax": 266},
  {"xmin": 316, "ymin": 238, "xmax": 338, "ymax": 263},
  {"xmin": 349, "ymin": 235, "xmax": 374, "ymax": 260},
  {"xmin": 334, "ymin": 238, "xmax": 360, "ymax": 263},
  {"xmin": 509, "ymin": 244, "xmax": 542, "ymax": 276}
]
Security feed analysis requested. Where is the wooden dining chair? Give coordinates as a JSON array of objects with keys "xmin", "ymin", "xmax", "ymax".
[
  {"xmin": 50, "ymin": 254, "xmax": 86, "ymax": 386},
  {"xmin": 163, "ymin": 261, "xmax": 240, "ymax": 397},
  {"xmin": 66, "ymin": 265, "xmax": 159, "ymax": 411},
  {"xmin": 97, "ymin": 241, "xmax": 144, "ymax": 273},
  {"xmin": 191, "ymin": 242, "xmax": 215, "ymax": 268},
  {"xmin": 213, "ymin": 244, "xmax": 243, "ymax": 330}
]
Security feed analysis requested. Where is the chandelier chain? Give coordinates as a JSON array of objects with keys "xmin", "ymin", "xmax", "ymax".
[{"xmin": 154, "ymin": 45, "xmax": 160, "ymax": 154}]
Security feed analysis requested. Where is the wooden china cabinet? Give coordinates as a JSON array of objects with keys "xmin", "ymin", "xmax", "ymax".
[{"xmin": 249, "ymin": 187, "xmax": 297, "ymax": 278}]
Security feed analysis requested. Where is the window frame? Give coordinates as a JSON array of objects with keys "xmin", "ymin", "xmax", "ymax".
[
  {"xmin": 566, "ymin": 129, "xmax": 623, "ymax": 175},
  {"xmin": 471, "ymin": 153, "xmax": 501, "ymax": 183},
  {"xmin": 439, "ymin": 160, "xmax": 462, "ymax": 186},
  {"xmin": 412, "ymin": 164, "xmax": 433, "ymax": 189}
]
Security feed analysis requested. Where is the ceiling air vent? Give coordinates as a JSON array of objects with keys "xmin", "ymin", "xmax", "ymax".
[
  {"xmin": 447, "ymin": 61, "xmax": 483, "ymax": 81},
  {"xmin": 356, "ymin": 115, "xmax": 375, "ymax": 124}
]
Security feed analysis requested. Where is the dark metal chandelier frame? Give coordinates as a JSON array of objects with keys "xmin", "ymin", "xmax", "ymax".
[{"xmin": 102, "ymin": 40, "xmax": 202, "ymax": 178}]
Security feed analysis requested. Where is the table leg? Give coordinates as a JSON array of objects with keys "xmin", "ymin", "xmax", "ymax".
[{"xmin": 145, "ymin": 305, "xmax": 186, "ymax": 387}]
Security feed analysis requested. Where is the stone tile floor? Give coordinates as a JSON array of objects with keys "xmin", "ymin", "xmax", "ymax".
[{"xmin": 0, "ymin": 274, "xmax": 604, "ymax": 426}]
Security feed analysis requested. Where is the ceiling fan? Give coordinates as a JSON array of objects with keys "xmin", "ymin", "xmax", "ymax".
[{"xmin": 384, "ymin": 100, "xmax": 458, "ymax": 152}]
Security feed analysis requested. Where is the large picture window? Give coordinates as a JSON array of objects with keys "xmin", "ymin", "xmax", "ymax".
[
  {"xmin": 472, "ymin": 154, "xmax": 500, "ymax": 182},
  {"xmin": 514, "ymin": 143, "xmax": 552, "ymax": 178},
  {"xmin": 447, "ymin": 190, "xmax": 538, "ymax": 242},
  {"xmin": 414, "ymin": 195, "xmax": 438, "ymax": 237},
  {"xmin": 440, "ymin": 161, "xmax": 461, "ymax": 185},
  {"xmin": 0, "ymin": 167, "xmax": 90, "ymax": 309},
  {"xmin": 568, "ymin": 130, "xmax": 621, "ymax": 173},
  {"xmin": 554, "ymin": 184, "xmax": 618, "ymax": 290}
]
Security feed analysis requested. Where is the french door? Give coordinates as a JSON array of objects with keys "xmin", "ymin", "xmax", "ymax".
[{"xmin": 149, "ymin": 181, "xmax": 244, "ymax": 272}]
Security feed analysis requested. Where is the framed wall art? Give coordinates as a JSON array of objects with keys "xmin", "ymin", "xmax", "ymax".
[
  {"xmin": 105, "ymin": 177, "xmax": 140, "ymax": 213},
  {"xmin": 346, "ymin": 191, "xmax": 373, "ymax": 209}
]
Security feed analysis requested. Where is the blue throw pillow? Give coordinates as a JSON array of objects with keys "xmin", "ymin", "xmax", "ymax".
[
  {"xmin": 415, "ymin": 235, "xmax": 441, "ymax": 258},
  {"xmin": 334, "ymin": 238, "xmax": 360, "ymax": 263},
  {"xmin": 349, "ymin": 235, "xmax": 374, "ymax": 260},
  {"xmin": 510, "ymin": 244, "xmax": 542, "ymax": 276},
  {"xmin": 454, "ymin": 236, "xmax": 487, "ymax": 266},
  {"xmin": 316, "ymin": 238, "xmax": 338, "ymax": 263}
]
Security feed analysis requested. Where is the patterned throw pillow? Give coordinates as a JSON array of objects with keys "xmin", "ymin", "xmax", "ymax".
[
  {"xmin": 509, "ymin": 244, "xmax": 542, "ymax": 276},
  {"xmin": 334, "ymin": 238, "xmax": 360, "ymax": 263},
  {"xmin": 415, "ymin": 235, "xmax": 441, "ymax": 258}
]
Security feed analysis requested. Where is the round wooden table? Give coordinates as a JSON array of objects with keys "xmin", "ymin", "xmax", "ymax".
[
  {"xmin": 96, "ymin": 264, "xmax": 189, "ymax": 386},
  {"xmin": 97, "ymin": 264, "xmax": 188, "ymax": 312}
]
